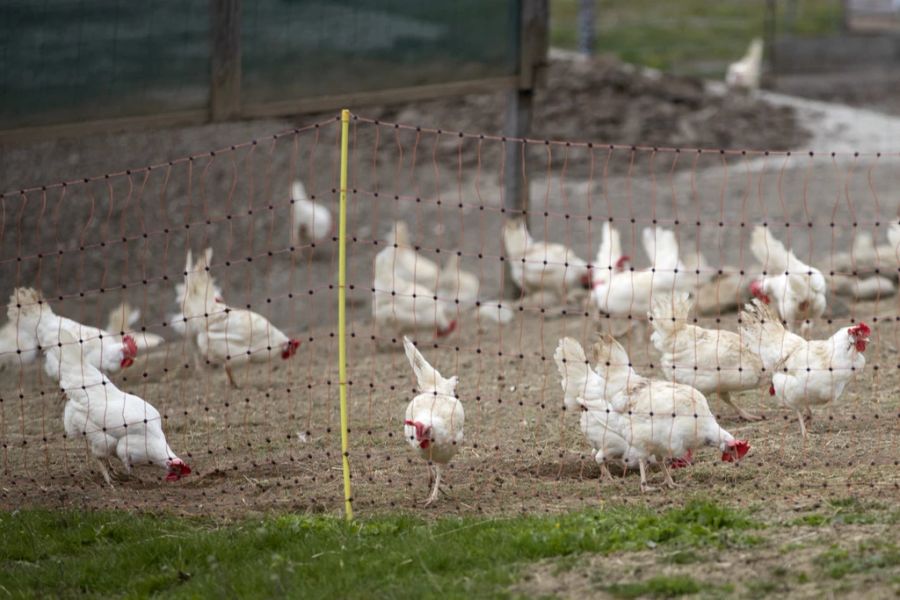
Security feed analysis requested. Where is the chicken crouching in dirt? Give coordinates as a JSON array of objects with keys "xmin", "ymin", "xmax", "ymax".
[
  {"xmin": 503, "ymin": 216, "xmax": 591, "ymax": 305},
  {"xmin": 51, "ymin": 329, "xmax": 190, "ymax": 486}
]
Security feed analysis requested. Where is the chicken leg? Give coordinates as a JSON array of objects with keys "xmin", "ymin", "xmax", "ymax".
[
  {"xmin": 424, "ymin": 464, "xmax": 441, "ymax": 506},
  {"xmin": 225, "ymin": 365, "xmax": 239, "ymax": 389},
  {"xmin": 797, "ymin": 410, "xmax": 808, "ymax": 438},
  {"xmin": 719, "ymin": 391, "xmax": 763, "ymax": 421},
  {"xmin": 95, "ymin": 457, "xmax": 114, "ymax": 488},
  {"xmin": 638, "ymin": 458, "xmax": 655, "ymax": 493}
]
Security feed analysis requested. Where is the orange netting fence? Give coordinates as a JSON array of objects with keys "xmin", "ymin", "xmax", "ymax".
[{"xmin": 1, "ymin": 112, "xmax": 897, "ymax": 517}]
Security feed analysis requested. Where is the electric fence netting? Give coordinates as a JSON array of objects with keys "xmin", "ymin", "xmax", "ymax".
[{"xmin": 1, "ymin": 112, "xmax": 897, "ymax": 518}]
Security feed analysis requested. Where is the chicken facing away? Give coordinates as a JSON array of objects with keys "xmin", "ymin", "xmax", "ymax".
[
  {"xmin": 503, "ymin": 217, "xmax": 591, "ymax": 300},
  {"xmin": 10, "ymin": 287, "xmax": 137, "ymax": 380},
  {"xmin": 749, "ymin": 225, "xmax": 826, "ymax": 335},
  {"xmin": 290, "ymin": 180, "xmax": 333, "ymax": 248},
  {"xmin": 555, "ymin": 335, "xmax": 749, "ymax": 491},
  {"xmin": 186, "ymin": 249, "xmax": 300, "ymax": 387},
  {"xmin": 52, "ymin": 329, "xmax": 190, "ymax": 486},
  {"xmin": 402, "ymin": 337, "xmax": 464, "ymax": 506},
  {"xmin": 649, "ymin": 293, "xmax": 765, "ymax": 421},
  {"xmin": 726, "ymin": 38, "xmax": 763, "ymax": 90},
  {"xmin": 741, "ymin": 300, "xmax": 869, "ymax": 438},
  {"xmin": 591, "ymin": 226, "xmax": 683, "ymax": 320},
  {"xmin": 105, "ymin": 302, "xmax": 165, "ymax": 352},
  {"xmin": 373, "ymin": 244, "xmax": 456, "ymax": 341}
]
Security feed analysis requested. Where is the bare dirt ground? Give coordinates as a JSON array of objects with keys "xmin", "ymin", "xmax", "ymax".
[
  {"xmin": 0, "ymin": 299, "xmax": 897, "ymax": 520},
  {"xmin": 0, "ymin": 56, "xmax": 898, "ymax": 522}
]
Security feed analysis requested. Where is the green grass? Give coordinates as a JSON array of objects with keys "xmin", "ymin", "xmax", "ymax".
[
  {"xmin": 0, "ymin": 501, "xmax": 760, "ymax": 599},
  {"xmin": 815, "ymin": 541, "xmax": 900, "ymax": 580},
  {"xmin": 551, "ymin": 0, "xmax": 843, "ymax": 75},
  {"xmin": 604, "ymin": 575, "xmax": 707, "ymax": 598},
  {"xmin": 788, "ymin": 497, "xmax": 900, "ymax": 528}
]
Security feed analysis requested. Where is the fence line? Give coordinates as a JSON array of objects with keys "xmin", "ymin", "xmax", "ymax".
[{"xmin": 0, "ymin": 112, "xmax": 898, "ymax": 518}]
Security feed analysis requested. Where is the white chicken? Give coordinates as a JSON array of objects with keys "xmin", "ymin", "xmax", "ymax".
[
  {"xmin": 170, "ymin": 249, "xmax": 223, "ymax": 339},
  {"xmin": 0, "ymin": 288, "xmax": 41, "ymax": 370},
  {"xmin": 554, "ymin": 337, "xmax": 640, "ymax": 481},
  {"xmin": 373, "ymin": 245, "xmax": 456, "ymax": 341},
  {"xmin": 555, "ymin": 335, "xmax": 750, "ymax": 491},
  {"xmin": 888, "ymin": 222, "xmax": 900, "ymax": 269},
  {"xmin": 290, "ymin": 180, "xmax": 333, "ymax": 248},
  {"xmin": 402, "ymin": 336, "xmax": 464, "ymax": 506},
  {"xmin": 640, "ymin": 226, "xmax": 695, "ymax": 292},
  {"xmin": 649, "ymin": 293, "xmax": 765, "ymax": 421},
  {"xmin": 726, "ymin": 38, "xmax": 763, "ymax": 90},
  {"xmin": 105, "ymin": 302, "xmax": 165, "ymax": 352},
  {"xmin": 503, "ymin": 217, "xmax": 591, "ymax": 302},
  {"xmin": 749, "ymin": 225, "xmax": 826, "ymax": 335},
  {"xmin": 185, "ymin": 249, "xmax": 301, "ymax": 387},
  {"xmin": 436, "ymin": 252, "xmax": 479, "ymax": 312},
  {"xmin": 741, "ymin": 299, "xmax": 869, "ymax": 438},
  {"xmin": 591, "ymin": 226, "xmax": 682, "ymax": 321},
  {"xmin": 381, "ymin": 221, "xmax": 442, "ymax": 290},
  {"xmin": 11, "ymin": 287, "xmax": 137, "ymax": 380},
  {"xmin": 52, "ymin": 328, "xmax": 191, "ymax": 486},
  {"xmin": 593, "ymin": 221, "xmax": 630, "ymax": 278}
]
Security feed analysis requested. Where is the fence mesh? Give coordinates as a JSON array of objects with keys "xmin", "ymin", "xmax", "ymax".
[{"xmin": 1, "ymin": 112, "xmax": 897, "ymax": 517}]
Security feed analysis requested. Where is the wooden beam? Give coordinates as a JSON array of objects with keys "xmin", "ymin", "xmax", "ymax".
[
  {"xmin": 0, "ymin": 109, "xmax": 208, "ymax": 146},
  {"xmin": 209, "ymin": 0, "xmax": 242, "ymax": 121},
  {"xmin": 240, "ymin": 76, "xmax": 519, "ymax": 120}
]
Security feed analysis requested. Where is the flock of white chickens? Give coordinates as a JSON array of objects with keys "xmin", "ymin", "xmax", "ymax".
[
  {"xmin": 0, "ymin": 182, "xmax": 324, "ymax": 485},
  {"xmin": 0, "ymin": 175, "xmax": 890, "ymax": 506},
  {"xmin": 394, "ymin": 215, "xmax": 885, "ymax": 504}
]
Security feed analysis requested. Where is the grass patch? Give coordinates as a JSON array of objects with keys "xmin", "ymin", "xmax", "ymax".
[
  {"xmin": 815, "ymin": 542, "xmax": 900, "ymax": 580},
  {"xmin": 788, "ymin": 498, "xmax": 900, "ymax": 528},
  {"xmin": 551, "ymin": 0, "xmax": 842, "ymax": 75},
  {"xmin": 604, "ymin": 575, "xmax": 707, "ymax": 598},
  {"xmin": 0, "ymin": 501, "xmax": 759, "ymax": 598}
]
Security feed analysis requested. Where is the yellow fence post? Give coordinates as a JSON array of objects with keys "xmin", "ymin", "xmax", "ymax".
[{"xmin": 338, "ymin": 109, "xmax": 353, "ymax": 520}]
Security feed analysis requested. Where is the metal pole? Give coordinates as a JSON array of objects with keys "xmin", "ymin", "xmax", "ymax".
[
  {"xmin": 577, "ymin": 0, "xmax": 595, "ymax": 57},
  {"xmin": 338, "ymin": 109, "xmax": 353, "ymax": 520}
]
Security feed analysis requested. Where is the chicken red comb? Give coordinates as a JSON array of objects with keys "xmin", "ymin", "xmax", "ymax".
[
  {"xmin": 404, "ymin": 419, "xmax": 430, "ymax": 448},
  {"xmin": 615, "ymin": 255, "xmax": 630, "ymax": 270},
  {"xmin": 122, "ymin": 335, "xmax": 138, "ymax": 359},
  {"xmin": 165, "ymin": 458, "xmax": 192, "ymax": 481},
  {"xmin": 749, "ymin": 280, "xmax": 770, "ymax": 304},
  {"xmin": 281, "ymin": 338, "xmax": 301, "ymax": 360},
  {"xmin": 580, "ymin": 272, "xmax": 592, "ymax": 289},
  {"xmin": 722, "ymin": 440, "xmax": 750, "ymax": 462},
  {"xmin": 850, "ymin": 322, "xmax": 871, "ymax": 337},
  {"xmin": 436, "ymin": 320, "xmax": 457, "ymax": 338}
]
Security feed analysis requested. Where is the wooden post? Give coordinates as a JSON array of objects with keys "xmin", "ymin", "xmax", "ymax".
[
  {"xmin": 210, "ymin": 0, "xmax": 242, "ymax": 121},
  {"xmin": 503, "ymin": 0, "xmax": 548, "ymax": 298}
]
